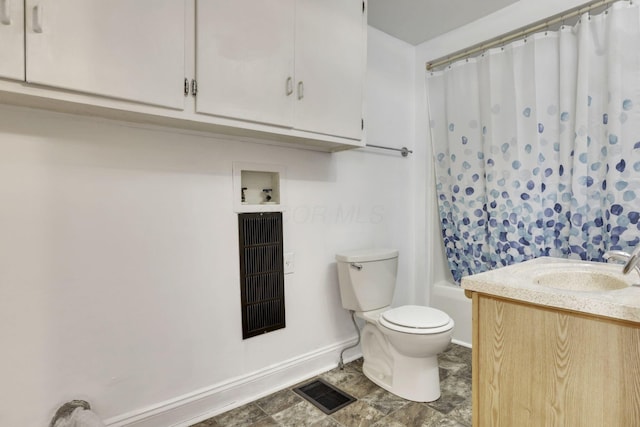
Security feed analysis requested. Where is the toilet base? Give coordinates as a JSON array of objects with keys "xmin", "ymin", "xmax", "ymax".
[
  {"xmin": 362, "ymin": 352, "xmax": 442, "ymax": 402},
  {"xmin": 359, "ymin": 323, "xmax": 445, "ymax": 402}
]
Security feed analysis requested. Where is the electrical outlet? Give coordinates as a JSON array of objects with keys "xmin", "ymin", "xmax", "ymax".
[{"xmin": 284, "ymin": 252, "xmax": 295, "ymax": 274}]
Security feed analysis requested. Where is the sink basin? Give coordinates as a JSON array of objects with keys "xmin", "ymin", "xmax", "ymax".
[{"xmin": 533, "ymin": 267, "xmax": 629, "ymax": 292}]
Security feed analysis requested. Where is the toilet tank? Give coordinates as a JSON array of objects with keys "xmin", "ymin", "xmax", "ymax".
[{"xmin": 335, "ymin": 248, "xmax": 399, "ymax": 312}]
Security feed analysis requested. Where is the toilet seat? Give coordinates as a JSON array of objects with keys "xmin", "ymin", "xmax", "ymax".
[{"xmin": 379, "ymin": 305, "xmax": 454, "ymax": 335}]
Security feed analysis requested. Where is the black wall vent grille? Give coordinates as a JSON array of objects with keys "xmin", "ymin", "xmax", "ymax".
[{"xmin": 238, "ymin": 212, "xmax": 285, "ymax": 339}]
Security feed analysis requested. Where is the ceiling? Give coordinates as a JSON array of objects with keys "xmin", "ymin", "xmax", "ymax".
[{"xmin": 367, "ymin": 0, "xmax": 519, "ymax": 45}]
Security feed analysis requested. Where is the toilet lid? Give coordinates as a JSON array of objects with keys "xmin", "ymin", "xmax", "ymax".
[{"xmin": 380, "ymin": 305, "xmax": 451, "ymax": 330}]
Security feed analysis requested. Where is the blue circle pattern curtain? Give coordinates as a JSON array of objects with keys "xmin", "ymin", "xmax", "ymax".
[{"xmin": 426, "ymin": 2, "xmax": 640, "ymax": 284}]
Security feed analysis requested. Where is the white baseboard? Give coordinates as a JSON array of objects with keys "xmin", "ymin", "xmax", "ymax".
[
  {"xmin": 451, "ymin": 338, "xmax": 471, "ymax": 348},
  {"xmin": 103, "ymin": 338, "xmax": 361, "ymax": 427}
]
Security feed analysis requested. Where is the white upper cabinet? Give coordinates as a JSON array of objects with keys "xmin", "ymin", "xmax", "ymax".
[
  {"xmin": 0, "ymin": 0, "xmax": 25, "ymax": 81},
  {"xmin": 196, "ymin": 0, "xmax": 296, "ymax": 127},
  {"xmin": 24, "ymin": 0, "xmax": 186, "ymax": 109},
  {"xmin": 294, "ymin": 0, "xmax": 365, "ymax": 140},
  {"xmin": 0, "ymin": 1, "xmax": 366, "ymax": 150},
  {"xmin": 196, "ymin": 0, "xmax": 365, "ymax": 141}
]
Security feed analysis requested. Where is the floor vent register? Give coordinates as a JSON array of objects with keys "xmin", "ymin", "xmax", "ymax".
[{"xmin": 293, "ymin": 379, "xmax": 357, "ymax": 415}]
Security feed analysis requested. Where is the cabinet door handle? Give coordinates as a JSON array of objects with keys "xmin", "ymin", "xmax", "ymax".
[
  {"xmin": 297, "ymin": 81, "xmax": 304, "ymax": 100},
  {"xmin": 286, "ymin": 77, "xmax": 293, "ymax": 96},
  {"xmin": 32, "ymin": 4, "xmax": 43, "ymax": 33},
  {"xmin": 190, "ymin": 79, "xmax": 198, "ymax": 96},
  {"xmin": 0, "ymin": 0, "xmax": 11, "ymax": 25}
]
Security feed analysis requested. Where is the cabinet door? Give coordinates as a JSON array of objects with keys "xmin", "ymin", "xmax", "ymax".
[
  {"xmin": 0, "ymin": 0, "xmax": 24, "ymax": 81},
  {"xmin": 294, "ymin": 0, "xmax": 365, "ymax": 140},
  {"xmin": 196, "ymin": 0, "xmax": 295, "ymax": 127},
  {"xmin": 25, "ymin": 0, "xmax": 185, "ymax": 109}
]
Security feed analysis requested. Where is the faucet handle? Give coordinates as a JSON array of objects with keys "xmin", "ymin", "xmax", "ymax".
[
  {"xmin": 622, "ymin": 246, "xmax": 640, "ymax": 275},
  {"xmin": 623, "ymin": 253, "xmax": 640, "ymax": 274}
]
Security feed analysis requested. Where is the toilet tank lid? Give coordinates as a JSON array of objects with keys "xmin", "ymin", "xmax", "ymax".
[{"xmin": 335, "ymin": 248, "xmax": 398, "ymax": 263}]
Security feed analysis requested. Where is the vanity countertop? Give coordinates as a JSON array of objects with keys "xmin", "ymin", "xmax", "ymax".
[{"xmin": 461, "ymin": 257, "xmax": 640, "ymax": 323}]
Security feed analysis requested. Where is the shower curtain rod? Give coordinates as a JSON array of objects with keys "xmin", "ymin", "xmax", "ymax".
[{"xmin": 426, "ymin": 0, "xmax": 619, "ymax": 71}]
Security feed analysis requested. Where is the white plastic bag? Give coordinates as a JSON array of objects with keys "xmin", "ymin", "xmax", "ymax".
[{"xmin": 53, "ymin": 406, "xmax": 106, "ymax": 427}]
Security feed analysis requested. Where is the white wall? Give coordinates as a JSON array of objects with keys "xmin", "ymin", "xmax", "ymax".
[
  {"xmin": 414, "ymin": 0, "xmax": 595, "ymax": 345},
  {"xmin": 0, "ymin": 27, "xmax": 415, "ymax": 427},
  {"xmin": 367, "ymin": 27, "xmax": 416, "ymax": 306}
]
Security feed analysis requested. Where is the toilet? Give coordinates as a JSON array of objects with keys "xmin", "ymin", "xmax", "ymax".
[{"xmin": 335, "ymin": 248, "xmax": 454, "ymax": 402}]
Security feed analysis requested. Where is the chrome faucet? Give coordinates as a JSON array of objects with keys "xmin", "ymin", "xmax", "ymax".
[{"xmin": 604, "ymin": 249, "xmax": 640, "ymax": 280}]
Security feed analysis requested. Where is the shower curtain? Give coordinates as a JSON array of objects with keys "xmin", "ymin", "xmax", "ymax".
[{"xmin": 427, "ymin": 1, "xmax": 640, "ymax": 283}]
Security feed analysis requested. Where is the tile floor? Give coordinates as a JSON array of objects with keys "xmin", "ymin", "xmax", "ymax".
[{"xmin": 191, "ymin": 343, "xmax": 472, "ymax": 427}]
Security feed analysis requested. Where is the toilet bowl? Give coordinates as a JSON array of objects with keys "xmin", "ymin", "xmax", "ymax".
[{"xmin": 335, "ymin": 249, "xmax": 454, "ymax": 402}]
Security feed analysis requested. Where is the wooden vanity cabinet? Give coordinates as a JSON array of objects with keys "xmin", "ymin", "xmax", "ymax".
[{"xmin": 467, "ymin": 291, "xmax": 640, "ymax": 427}]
